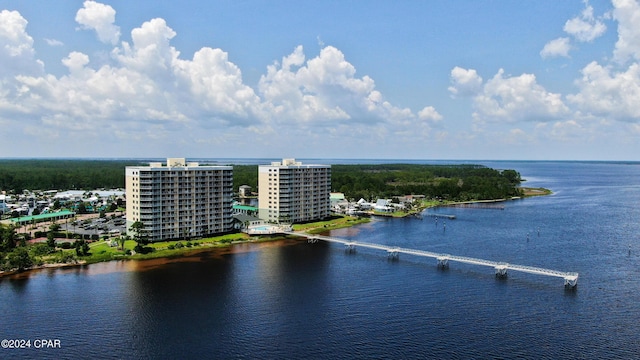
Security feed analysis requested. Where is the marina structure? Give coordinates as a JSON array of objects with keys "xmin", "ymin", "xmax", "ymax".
[
  {"xmin": 126, "ymin": 158, "xmax": 234, "ymax": 242},
  {"xmin": 258, "ymin": 158, "xmax": 331, "ymax": 224}
]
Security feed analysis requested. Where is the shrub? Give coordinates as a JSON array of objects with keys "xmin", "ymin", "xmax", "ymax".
[
  {"xmin": 133, "ymin": 244, "xmax": 154, "ymax": 254},
  {"xmin": 30, "ymin": 243, "xmax": 53, "ymax": 256},
  {"xmin": 57, "ymin": 252, "xmax": 76, "ymax": 263}
]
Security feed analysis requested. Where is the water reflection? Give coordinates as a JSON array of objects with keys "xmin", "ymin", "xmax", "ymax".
[{"xmin": 114, "ymin": 239, "xmax": 333, "ymax": 358}]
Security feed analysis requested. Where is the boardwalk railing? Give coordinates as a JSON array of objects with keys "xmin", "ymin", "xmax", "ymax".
[{"xmin": 283, "ymin": 231, "xmax": 579, "ymax": 288}]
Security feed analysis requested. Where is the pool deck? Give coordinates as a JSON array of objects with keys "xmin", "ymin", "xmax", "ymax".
[{"xmin": 245, "ymin": 225, "xmax": 292, "ymax": 235}]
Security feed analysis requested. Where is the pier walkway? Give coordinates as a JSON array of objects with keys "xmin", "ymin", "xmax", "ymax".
[{"xmin": 283, "ymin": 231, "xmax": 578, "ymax": 288}]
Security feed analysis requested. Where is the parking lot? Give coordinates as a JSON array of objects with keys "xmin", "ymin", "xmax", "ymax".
[{"xmin": 61, "ymin": 214, "xmax": 127, "ymax": 238}]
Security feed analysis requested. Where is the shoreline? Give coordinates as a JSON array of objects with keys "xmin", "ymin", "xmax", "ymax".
[
  {"xmin": 0, "ymin": 237, "xmax": 289, "ymax": 279},
  {"xmin": 1, "ymin": 190, "xmax": 551, "ymax": 280},
  {"xmin": 1, "ymin": 216, "xmax": 368, "ymax": 279}
]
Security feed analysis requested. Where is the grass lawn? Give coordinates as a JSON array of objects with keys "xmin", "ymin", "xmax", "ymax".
[
  {"xmin": 23, "ymin": 215, "xmax": 369, "ymax": 268},
  {"xmin": 60, "ymin": 232, "xmax": 252, "ymax": 264},
  {"xmin": 292, "ymin": 215, "xmax": 370, "ymax": 234}
]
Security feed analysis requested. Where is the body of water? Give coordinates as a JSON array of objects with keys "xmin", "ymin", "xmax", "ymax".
[{"xmin": 1, "ymin": 161, "xmax": 639, "ymax": 359}]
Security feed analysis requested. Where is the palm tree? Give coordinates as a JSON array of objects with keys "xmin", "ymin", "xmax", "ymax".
[{"xmin": 129, "ymin": 221, "xmax": 149, "ymax": 245}]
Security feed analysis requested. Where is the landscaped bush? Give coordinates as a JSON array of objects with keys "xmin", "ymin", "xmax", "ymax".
[{"xmin": 30, "ymin": 243, "xmax": 53, "ymax": 256}]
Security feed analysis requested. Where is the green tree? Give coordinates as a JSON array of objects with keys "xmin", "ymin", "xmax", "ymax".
[
  {"xmin": 501, "ymin": 169, "xmax": 521, "ymax": 185},
  {"xmin": 1, "ymin": 224, "xmax": 18, "ymax": 252},
  {"xmin": 46, "ymin": 231, "xmax": 56, "ymax": 249},
  {"xmin": 77, "ymin": 202, "xmax": 87, "ymax": 214},
  {"xmin": 6, "ymin": 247, "xmax": 33, "ymax": 271},
  {"xmin": 73, "ymin": 240, "xmax": 90, "ymax": 256},
  {"xmin": 129, "ymin": 221, "xmax": 149, "ymax": 245},
  {"xmin": 117, "ymin": 236, "xmax": 126, "ymax": 251}
]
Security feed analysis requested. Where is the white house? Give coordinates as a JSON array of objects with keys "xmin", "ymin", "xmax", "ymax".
[{"xmin": 374, "ymin": 199, "xmax": 393, "ymax": 212}]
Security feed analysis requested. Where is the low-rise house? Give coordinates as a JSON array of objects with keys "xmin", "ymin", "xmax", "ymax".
[{"xmin": 374, "ymin": 199, "xmax": 394, "ymax": 212}]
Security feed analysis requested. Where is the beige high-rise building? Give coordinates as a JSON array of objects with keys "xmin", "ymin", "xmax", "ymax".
[
  {"xmin": 126, "ymin": 158, "xmax": 233, "ymax": 242},
  {"xmin": 258, "ymin": 158, "xmax": 331, "ymax": 223}
]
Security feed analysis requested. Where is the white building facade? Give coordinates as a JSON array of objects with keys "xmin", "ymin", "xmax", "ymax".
[
  {"xmin": 126, "ymin": 158, "xmax": 234, "ymax": 242},
  {"xmin": 258, "ymin": 158, "xmax": 331, "ymax": 223}
]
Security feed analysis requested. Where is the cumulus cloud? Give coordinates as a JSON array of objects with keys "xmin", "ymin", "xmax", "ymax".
[
  {"xmin": 418, "ymin": 106, "xmax": 443, "ymax": 123},
  {"xmin": 568, "ymin": 61, "xmax": 640, "ymax": 121},
  {"xmin": 540, "ymin": 1, "xmax": 606, "ymax": 60},
  {"xmin": 612, "ymin": 0, "xmax": 640, "ymax": 63},
  {"xmin": 2, "ymin": 4, "xmax": 442, "ymax": 149},
  {"xmin": 448, "ymin": 66, "xmax": 483, "ymax": 97},
  {"xmin": 0, "ymin": 10, "xmax": 43, "ymax": 77},
  {"xmin": 75, "ymin": 0, "xmax": 121, "ymax": 45},
  {"xmin": 540, "ymin": 37, "xmax": 572, "ymax": 59},
  {"xmin": 549, "ymin": 120, "xmax": 587, "ymax": 141},
  {"xmin": 564, "ymin": 1, "xmax": 640, "ymax": 123},
  {"xmin": 10, "ymin": 15, "xmax": 264, "ymax": 135},
  {"xmin": 458, "ymin": 69, "xmax": 569, "ymax": 123},
  {"xmin": 258, "ymin": 45, "xmax": 437, "ymax": 128},
  {"xmin": 563, "ymin": 1, "xmax": 607, "ymax": 42}
]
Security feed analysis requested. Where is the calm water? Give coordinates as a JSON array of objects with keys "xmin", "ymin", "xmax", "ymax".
[{"xmin": 1, "ymin": 161, "xmax": 639, "ymax": 359}]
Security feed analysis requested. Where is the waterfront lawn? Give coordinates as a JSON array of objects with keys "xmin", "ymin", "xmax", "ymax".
[
  {"xmin": 15, "ymin": 217, "xmax": 369, "ymax": 270},
  {"xmin": 71, "ymin": 233, "xmax": 252, "ymax": 264},
  {"xmin": 292, "ymin": 215, "xmax": 370, "ymax": 234}
]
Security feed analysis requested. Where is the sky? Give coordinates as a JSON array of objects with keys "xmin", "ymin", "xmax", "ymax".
[{"xmin": 1, "ymin": 0, "xmax": 639, "ymax": 160}]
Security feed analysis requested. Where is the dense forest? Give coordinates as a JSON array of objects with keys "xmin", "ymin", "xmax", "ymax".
[
  {"xmin": 331, "ymin": 164, "xmax": 522, "ymax": 201},
  {"xmin": 0, "ymin": 160, "xmax": 522, "ymax": 201},
  {"xmin": 0, "ymin": 160, "xmax": 143, "ymax": 192}
]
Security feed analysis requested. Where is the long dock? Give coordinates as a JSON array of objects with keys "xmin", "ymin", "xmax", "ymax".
[{"xmin": 283, "ymin": 231, "xmax": 578, "ymax": 288}]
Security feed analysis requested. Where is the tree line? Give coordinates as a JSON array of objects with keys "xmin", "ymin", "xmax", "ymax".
[
  {"xmin": 330, "ymin": 164, "xmax": 522, "ymax": 201},
  {"xmin": 0, "ymin": 160, "xmax": 142, "ymax": 192},
  {"xmin": 0, "ymin": 160, "xmax": 522, "ymax": 201}
]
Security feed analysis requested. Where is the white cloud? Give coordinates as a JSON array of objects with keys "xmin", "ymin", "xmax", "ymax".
[
  {"xmin": 563, "ymin": 2, "xmax": 607, "ymax": 42},
  {"xmin": 44, "ymin": 38, "xmax": 63, "ymax": 47},
  {"xmin": 8, "ymin": 16, "xmax": 264, "ymax": 137},
  {"xmin": 113, "ymin": 18, "xmax": 179, "ymax": 80},
  {"xmin": 548, "ymin": 120, "xmax": 587, "ymax": 141},
  {"xmin": 448, "ymin": 66, "xmax": 483, "ymax": 97},
  {"xmin": 2, "ymin": 7, "xmax": 442, "ymax": 149},
  {"xmin": 75, "ymin": 1, "xmax": 121, "ymax": 45},
  {"xmin": 540, "ymin": 37, "xmax": 572, "ymax": 59},
  {"xmin": 471, "ymin": 69, "xmax": 569, "ymax": 123},
  {"xmin": 612, "ymin": 0, "xmax": 640, "ymax": 63},
  {"xmin": 0, "ymin": 10, "xmax": 43, "ymax": 77},
  {"xmin": 540, "ymin": 1, "xmax": 606, "ymax": 60},
  {"xmin": 258, "ymin": 45, "xmax": 436, "ymax": 129},
  {"xmin": 568, "ymin": 61, "xmax": 640, "ymax": 121},
  {"xmin": 62, "ymin": 51, "xmax": 90, "ymax": 73},
  {"xmin": 418, "ymin": 106, "xmax": 443, "ymax": 123}
]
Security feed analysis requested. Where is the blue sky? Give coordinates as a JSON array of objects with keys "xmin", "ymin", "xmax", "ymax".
[{"xmin": 1, "ymin": 0, "xmax": 638, "ymax": 160}]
